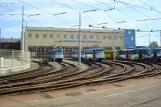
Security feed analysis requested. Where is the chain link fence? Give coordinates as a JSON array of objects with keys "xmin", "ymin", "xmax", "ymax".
[{"xmin": 0, "ymin": 49, "xmax": 31, "ymax": 74}]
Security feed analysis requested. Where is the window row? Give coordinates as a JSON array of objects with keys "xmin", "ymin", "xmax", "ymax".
[
  {"xmin": 125, "ymin": 36, "xmax": 134, "ymax": 41},
  {"xmin": 28, "ymin": 34, "xmax": 124, "ymax": 40}
]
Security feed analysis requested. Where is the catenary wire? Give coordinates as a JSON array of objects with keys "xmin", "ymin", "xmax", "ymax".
[
  {"xmin": 0, "ymin": 4, "xmax": 44, "ymax": 27},
  {"xmin": 17, "ymin": 0, "xmax": 71, "ymax": 26}
]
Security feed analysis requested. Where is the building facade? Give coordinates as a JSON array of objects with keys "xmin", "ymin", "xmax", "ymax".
[
  {"xmin": 124, "ymin": 29, "xmax": 136, "ymax": 48},
  {"xmin": 25, "ymin": 27, "xmax": 124, "ymax": 58}
]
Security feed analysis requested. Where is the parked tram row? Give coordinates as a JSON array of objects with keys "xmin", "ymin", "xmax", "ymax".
[
  {"xmin": 46, "ymin": 47, "xmax": 161, "ymax": 62},
  {"xmin": 72, "ymin": 47, "xmax": 161, "ymax": 61}
]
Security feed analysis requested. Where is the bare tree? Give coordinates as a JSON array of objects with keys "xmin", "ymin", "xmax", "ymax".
[{"xmin": 148, "ymin": 41, "xmax": 159, "ymax": 48}]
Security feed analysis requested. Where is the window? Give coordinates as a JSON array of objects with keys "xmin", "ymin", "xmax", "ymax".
[
  {"xmin": 36, "ymin": 34, "xmax": 39, "ymax": 38},
  {"xmin": 43, "ymin": 34, "xmax": 46, "ymax": 38},
  {"xmin": 102, "ymin": 36, "xmax": 106, "ymax": 40},
  {"xmin": 114, "ymin": 36, "xmax": 117, "ymax": 40},
  {"xmin": 28, "ymin": 34, "xmax": 32, "ymax": 38},
  {"xmin": 116, "ymin": 47, "xmax": 121, "ymax": 50},
  {"xmin": 83, "ymin": 35, "xmax": 86, "ymax": 39},
  {"xmin": 64, "ymin": 34, "xmax": 67, "ymax": 39},
  {"xmin": 128, "ymin": 31, "xmax": 131, "ymax": 34},
  {"xmin": 131, "ymin": 37, "xmax": 134, "ymax": 40},
  {"xmin": 77, "ymin": 35, "xmax": 79, "ymax": 39},
  {"xmin": 120, "ymin": 36, "xmax": 124, "ymax": 40},
  {"xmin": 96, "ymin": 36, "xmax": 99, "ymax": 40},
  {"xmin": 70, "ymin": 35, "xmax": 74, "ymax": 39},
  {"xmin": 57, "ymin": 34, "xmax": 60, "ymax": 38},
  {"xmin": 108, "ymin": 36, "xmax": 111, "ymax": 40},
  {"xmin": 90, "ymin": 35, "xmax": 94, "ymax": 40},
  {"xmin": 50, "ymin": 34, "xmax": 53, "ymax": 38}
]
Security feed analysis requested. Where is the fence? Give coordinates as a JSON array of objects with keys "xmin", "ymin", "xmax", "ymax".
[{"xmin": 0, "ymin": 49, "xmax": 31, "ymax": 74}]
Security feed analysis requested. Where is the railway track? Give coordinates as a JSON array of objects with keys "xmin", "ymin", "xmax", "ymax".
[{"xmin": 0, "ymin": 60, "xmax": 161, "ymax": 96}]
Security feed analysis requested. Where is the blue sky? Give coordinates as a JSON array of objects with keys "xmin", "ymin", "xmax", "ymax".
[{"xmin": 0, "ymin": 0, "xmax": 161, "ymax": 46}]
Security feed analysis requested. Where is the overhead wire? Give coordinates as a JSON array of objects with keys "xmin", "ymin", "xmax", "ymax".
[
  {"xmin": 139, "ymin": 0, "xmax": 152, "ymax": 8},
  {"xmin": 69, "ymin": 0, "xmax": 122, "ymax": 25},
  {"xmin": 114, "ymin": 0, "xmax": 161, "ymax": 15},
  {"xmin": 50, "ymin": 0, "xmax": 98, "ymax": 26},
  {"xmin": 114, "ymin": 0, "xmax": 150, "ymax": 18},
  {"xmin": 50, "ymin": 0, "xmax": 79, "ymax": 11},
  {"xmin": 0, "ymin": 4, "xmax": 44, "ymax": 27},
  {"xmin": 17, "ymin": 0, "xmax": 71, "ymax": 26},
  {"xmin": 68, "ymin": 0, "xmax": 100, "ymax": 24},
  {"xmin": 93, "ymin": 0, "xmax": 117, "ymax": 22},
  {"xmin": 93, "ymin": 0, "xmax": 137, "ymax": 20}
]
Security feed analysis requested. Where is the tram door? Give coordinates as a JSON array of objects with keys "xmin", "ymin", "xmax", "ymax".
[
  {"xmin": 93, "ymin": 50, "xmax": 96, "ymax": 61},
  {"xmin": 139, "ymin": 51, "xmax": 143, "ymax": 60},
  {"xmin": 85, "ymin": 51, "xmax": 87, "ymax": 60},
  {"xmin": 154, "ymin": 50, "xmax": 157, "ymax": 58},
  {"xmin": 111, "ymin": 51, "xmax": 113, "ymax": 59},
  {"xmin": 125, "ymin": 51, "xmax": 129, "ymax": 60}
]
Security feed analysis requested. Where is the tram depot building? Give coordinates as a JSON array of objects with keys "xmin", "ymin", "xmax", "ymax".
[{"xmin": 24, "ymin": 27, "xmax": 135, "ymax": 58}]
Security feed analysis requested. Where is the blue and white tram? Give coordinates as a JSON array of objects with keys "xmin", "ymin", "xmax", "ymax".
[
  {"xmin": 71, "ymin": 50, "xmax": 79, "ymax": 59},
  {"xmin": 81, "ymin": 50, "xmax": 86, "ymax": 60},
  {"xmin": 135, "ymin": 48, "xmax": 151, "ymax": 60},
  {"xmin": 119, "ymin": 48, "xmax": 151, "ymax": 60},
  {"xmin": 85, "ymin": 48, "xmax": 105, "ymax": 61},
  {"xmin": 50, "ymin": 48, "xmax": 64, "ymax": 62},
  {"xmin": 150, "ymin": 48, "xmax": 161, "ymax": 59},
  {"xmin": 119, "ymin": 49, "xmax": 137, "ymax": 60}
]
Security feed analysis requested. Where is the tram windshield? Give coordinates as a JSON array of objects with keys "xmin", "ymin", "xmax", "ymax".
[
  {"xmin": 86, "ymin": 50, "xmax": 93, "ymax": 54},
  {"xmin": 55, "ymin": 50, "xmax": 63, "ymax": 54},
  {"xmin": 146, "ymin": 49, "xmax": 151, "ymax": 54},
  {"xmin": 131, "ymin": 50, "xmax": 136, "ymax": 54},
  {"xmin": 119, "ymin": 51, "xmax": 125, "ymax": 55},
  {"xmin": 97, "ymin": 50, "xmax": 104, "ymax": 54}
]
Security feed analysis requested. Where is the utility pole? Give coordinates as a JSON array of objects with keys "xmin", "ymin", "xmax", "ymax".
[
  {"xmin": 160, "ymin": 31, "xmax": 161, "ymax": 47},
  {"xmin": 25, "ymin": 22, "xmax": 27, "ymax": 52},
  {"xmin": 78, "ymin": 12, "xmax": 81, "ymax": 66},
  {"xmin": 21, "ymin": 6, "xmax": 24, "ymax": 52},
  {"xmin": 0, "ymin": 29, "xmax": 1, "ymax": 49},
  {"xmin": 21, "ymin": 6, "xmax": 24, "ymax": 64},
  {"xmin": 149, "ymin": 34, "xmax": 150, "ymax": 47},
  {"xmin": 113, "ymin": 29, "xmax": 116, "ymax": 61}
]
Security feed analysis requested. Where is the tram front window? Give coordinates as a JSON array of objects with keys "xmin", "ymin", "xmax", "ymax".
[
  {"xmin": 56, "ymin": 50, "xmax": 63, "ymax": 54},
  {"xmin": 119, "ymin": 51, "xmax": 125, "ymax": 55},
  {"xmin": 97, "ymin": 51, "xmax": 104, "ymax": 54},
  {"xmin": 146, "ymin": 50, "xmax": 151, "ymax": 55},
  {"xmin": 131, "ymin": 50, "xmax": 136, "ymax": 55}
]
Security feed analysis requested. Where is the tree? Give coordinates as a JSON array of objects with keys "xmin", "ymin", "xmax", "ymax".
[{"xmin": 148, "ymin": 41, "xmax": 159, "ymax": 48}]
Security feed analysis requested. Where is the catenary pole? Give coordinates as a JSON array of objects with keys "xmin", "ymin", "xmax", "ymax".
[{"xmin": 79, "ymin": 12, "xmax": 81, "ymax": 66}]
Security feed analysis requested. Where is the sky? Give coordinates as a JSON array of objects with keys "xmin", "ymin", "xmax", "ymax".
[{"xmin": 0, "ymin": 0, "xmax": 161, "ymax": 46}]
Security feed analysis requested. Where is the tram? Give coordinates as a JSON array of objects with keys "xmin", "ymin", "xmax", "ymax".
[
  {"xmin": 105, "ymin": 49, "xmax": 119, "ymax": 59},
  {"xmin": 72, "ymin": 48, "xmax": 105, "ymax": 62},
  {"xmin": 71, "ymin": 50, "xmax": 79, "ymax": 59},
  {"xmin": 119, "ymin": 48, "xmax": 151, "ymax": 60},
  {"xmin": 81, "ymin": 50, "xmax": 86, "ymax": 60},
  {"xmin": 48, "ymin": 48, "xmax": 64, "ymax": 62},
  {"xmin": 150, "ymin": 48, "xmax": 161, "ymax": 59},
  {"xmin": 84, "ymin": 48, "xmax": 105, "ymax": 61},
  {"xmin": 135, "ymin": 48, "xmax": 151, "ymax": 60},
  {"xmin": 119, "ymin": 49, "xmax": 137, "ymax": 60}
]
